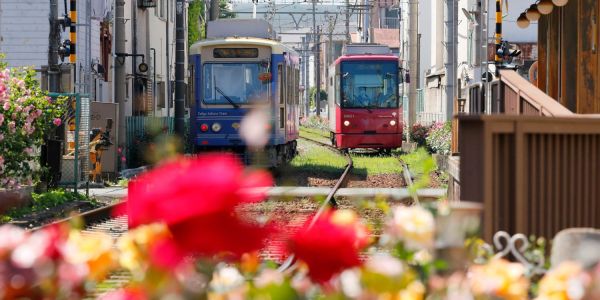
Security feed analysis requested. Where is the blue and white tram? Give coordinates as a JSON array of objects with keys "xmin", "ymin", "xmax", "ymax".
[{"xmin": 189, "ymin": 20, "xmax": 300, "ymax": 166}]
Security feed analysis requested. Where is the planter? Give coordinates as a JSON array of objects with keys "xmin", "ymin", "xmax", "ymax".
[
  {"xmin": 434, "ymin": 201, "xmax": 483, "ymax": 273},
  {"xmin": 0, "ymin": 186, "xmax": 34, "ymax": 214}
]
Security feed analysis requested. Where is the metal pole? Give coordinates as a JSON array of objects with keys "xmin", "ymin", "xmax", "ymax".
[
  {"xmin": 115, "ymin": 0, "xmax": 127, "ymax": 168},
  {"xmin": 69, "ymin": 0, "xmax": 76, "ymax": 64},
  {"xmin": 312, "ymin": 0, "xmax": 320, "ymax": 116},
  {"xmin": 444, "ymin": 0, "xmax": 457, "ymax": 121},
  {"xmin": 407, "ymin": 0, "xmax": 417, "ymax": 128},
  {"xmin": 49, "ymin": 0, "xmax": 60, "ymax": 92},
  {"xmin": 174, "ymin": 0, "xmax": 186, "ymax": 136},
  {"xmin": 210, "ymin": 0, "xmax": 220, "ymax": 20},
  {"xmin": 252, "ymin": 0, "xmax": 257, "ymax": 19},
  {"xmin": 166, "ymin": 0, "xmax": 171, "ymax": 119},
  {"xmin": 315, "ymin": 25, "xmax": 321, "ymax": 117},
  {"xmin": 305, "ymin": 34, "xmax": 310, "ymax": 117},
  {"xmin": 345, "ymin": 0, "xmax": 350, "ymax": 43}
]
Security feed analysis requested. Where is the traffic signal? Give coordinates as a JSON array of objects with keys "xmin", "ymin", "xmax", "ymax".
[{"xmin": 58, "ymin": 40, "xmax": 72, "ymax": 62}]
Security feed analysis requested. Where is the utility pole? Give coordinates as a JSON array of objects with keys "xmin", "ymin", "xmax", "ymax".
[
  {"xmin": 345, "ymin": 0, "xmax": 350, "ymax": 43},
  {"xmin": 166, "ymin": 0, "xmax": 171, "ymax": 119},
  {"xmin": 304, "ymin": 33, "xmax": 310, "ymax": 117},
  {"xmin": 407, "ymin": 0, "xmax": 417, "ymax": 128},
  {"xmin": 315, "ymin": 25, "xmax": 321, "ymax": 117},
  {"xmin": 48, "ymin": 0, "xmax": 60, "ymax": 92},
  {"xmin": 444, "ymin": 0, "xmax": 457, "ymax": 121},
  {"xmin": 174, "ymin": 0, "xmax": 186, "ymax": 136},
  {"xmin": 210, "ymin": 0, "xmax": 220, "ymax": 20},
  {"xmin": 312, "ymin": 0, "xmax": 320, "ymax": 116},
  {"xmin": 115, "ymin": 0, "xmax": 127, "ymax": 167}
]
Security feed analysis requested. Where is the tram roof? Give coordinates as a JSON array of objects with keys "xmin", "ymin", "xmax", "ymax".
[
  {"xmin": 334, "ymin": 54, "xmax": 399, "ymax": 65},
  {"xmin": 190, "ymin": 37, "xmax": 297, "ymax": 56}
]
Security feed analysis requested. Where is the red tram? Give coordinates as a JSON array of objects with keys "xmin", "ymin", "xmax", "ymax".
[{"xmin": 327, "ymin": 44, "xmax": 402, "ymax": 151}]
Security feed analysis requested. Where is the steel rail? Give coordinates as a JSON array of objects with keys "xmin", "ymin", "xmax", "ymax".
[
  {"xmin": 31, "ymin": 201, "xmax": 125, "ymax": 232},
  {"xmin": 278, "ymin": 135, "xmax": 353, "ymax": 272}
]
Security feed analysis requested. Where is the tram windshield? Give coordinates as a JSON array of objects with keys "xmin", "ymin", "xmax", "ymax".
[
  {"xmin": 203, "ymin": 63, "xmax": 269, "ymax": 105},
  {"xmin": 340, "ymin": 61, "xmax": 399, "ymax": 108}
]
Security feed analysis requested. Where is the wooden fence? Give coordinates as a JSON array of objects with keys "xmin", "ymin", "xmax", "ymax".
[{"xmin": 459, "ymin": 115, "xmax": 600, "ymax": 241}]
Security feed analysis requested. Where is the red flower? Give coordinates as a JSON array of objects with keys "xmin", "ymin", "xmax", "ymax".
[
  {"xmin": 288, "ymin": 210, "xmax": 370, "ymax": 283},
  {"xmin": 126, "ymin": 154, "xmax": 274, "ymax": 258},
  {"xmin": 99, "ymin": 288, "xmax": 147, "ymax": 300}
]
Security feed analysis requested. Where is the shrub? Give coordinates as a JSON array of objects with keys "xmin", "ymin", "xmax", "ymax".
[
  {"xmin": 409, "ymin": 123, "xmax": 431, "ymax": 147},
  {"xmin": 426, "ymin": 121, "xmax": 452, "ymax": 155},
  {"xmin": 0, "ymin": 61, "xmax": 66, "ymax": 189},
  {"xmin": 300, "ymin": 115, "xmax": 329, "ymax": 132}
]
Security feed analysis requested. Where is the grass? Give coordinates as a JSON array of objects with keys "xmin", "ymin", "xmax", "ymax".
[
  {"xmin": 295, "ymin": 127, "xmax": 404, "ymax": 176},
  {"xmin": 1, "ymin": 189, "xmax": 97, "ymax": 223}
]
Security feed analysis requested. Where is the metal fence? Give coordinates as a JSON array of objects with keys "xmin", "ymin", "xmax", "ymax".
[
  {"xmin": 48, "ymin": 93, "xmax": 90, "ymax": 193},
  {"xmin": 125, "ymin": 116, "xmax": 190, "ymax": 168}
]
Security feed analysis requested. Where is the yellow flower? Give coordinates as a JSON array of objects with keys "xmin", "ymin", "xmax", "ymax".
[
  {"xmin": 398, "ymin": 281, "xmax": 425, "ymax": 300},
  {"xmin": 536, "ymin": 261, "xmax": 586, "ymax": 300},
  {"xmin": 116, "ymin": 223, "xmax": 171, "ymax": 272},
  {"xmin": 469, "ymin": 258, "xmax": 529, "ymax": 300},
  {"xmin": 388, "ymin": 206, "xmax": 435, "ymax": 250},
  {"xmin": 64, "ymin": 230, "xmax": 116, "ymax": 281}
]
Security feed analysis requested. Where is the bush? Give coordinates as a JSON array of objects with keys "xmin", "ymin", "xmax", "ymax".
[
  {"xmin": 409, "ymin": 123, "xmax": 431, "ymax": 147},
  {"xmin": 0, "ymin": 59, "xmax": 67, "ymax": 189},
  {"xmin": 426, "ymin": 121, "xmax": 452, "ymax": 155},
  {"xmin": 300, "ymin": 115, "xmax": 329, "ymax": 132}
]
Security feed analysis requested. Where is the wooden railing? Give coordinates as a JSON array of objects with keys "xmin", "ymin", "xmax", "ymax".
[
  {"xmin": 459, "ymin": 115, "xmax": 600, "ymax": 241},
  {"xmin": 498, "ymin": 70, "xmax": 573, "ymax": 116}
]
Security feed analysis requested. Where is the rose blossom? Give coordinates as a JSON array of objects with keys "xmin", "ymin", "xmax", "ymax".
[
  {"xmin": 53, "ymin": 118, "xmax": 62, "ymax": 126},
  {"xmin": 125, "ymin": 154, "xmax": 274, "ymax": 258},
  {"xmin": 0, "ymin": 113, "xmax": 4, "ymax": 126},
  {"xmin": 387, "ymin": 205, "xmax": 435, "ymax": 250},
  {"xmin": 288, "ymin": 209, "xmax": 370, "ymax": 283},
  {"xmin": 8, "ymin": 121, "xmax": 16, "ymax": 134},
  {"xmin": 3, "ymin": 101, "xmax": 10, "ymax": 110},
  {"xmin": 0, "ymin": 133, "xmax": 4, "ymax": 142}
]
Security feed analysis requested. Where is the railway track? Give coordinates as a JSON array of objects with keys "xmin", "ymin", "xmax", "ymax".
[{"xmin": 31, "ymin": 202, "xmax": 130, "ymax": 299}]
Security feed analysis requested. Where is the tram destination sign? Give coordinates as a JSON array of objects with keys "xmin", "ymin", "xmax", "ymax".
[{"xmin": 138, "ymin": 0, "xmax": 157, "ymax": 8}]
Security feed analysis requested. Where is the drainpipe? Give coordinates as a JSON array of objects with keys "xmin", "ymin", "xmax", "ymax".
[{"xmin": 445, "ymin": 0, "xmax": 457, "ymax": 122}]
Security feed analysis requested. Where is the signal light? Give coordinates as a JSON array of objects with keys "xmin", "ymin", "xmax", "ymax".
[
  {"xmin": 211, "ymin": 123, "xmax": 222, "ymax": 132},
  {"xmin": 58, "ymin": 40, "xmax": 71, "ymax": 62},
  {"xmin": 200, "ymin": 124, "xmax": 209, "ymax": 132}
]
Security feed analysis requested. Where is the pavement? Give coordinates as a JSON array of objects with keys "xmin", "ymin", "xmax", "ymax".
[{"xmin": 81, "ymin": 186, "xmax": 446, "ymax": 203}]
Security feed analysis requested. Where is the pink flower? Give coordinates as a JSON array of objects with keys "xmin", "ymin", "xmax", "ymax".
[
  {"xmin": 35, "ymin": 109, "xmax": 42, "ymax": 117},
  {"xmin": 3, "ymin": 101, "xmax": 9, "ymax": 110},
  {"xmin": 53, "ymin": 118, "xmax": 62, "ymax": 126},
  {"xmin": 24, "ymin": 148, "xmax": 34, "ymax": 155},
  {"xmin": 0, "ymin": 134, "xmax": 3, "ymax": 142},
  {"xmin": 8, "ymin": 121, "xmax": 16, "ymax": 134},
  {"xmin": 0, "ymin": 113, "xmax": 4, "ymax": 126}
]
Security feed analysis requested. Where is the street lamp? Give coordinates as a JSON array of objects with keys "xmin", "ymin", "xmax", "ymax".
[
  {"xmin": 526, "ymin": 4, "xmax": 541, "ymax": 21},
  {"xmin": 537, "ymin": 0, "xmax": 554, "ymax": 15}
]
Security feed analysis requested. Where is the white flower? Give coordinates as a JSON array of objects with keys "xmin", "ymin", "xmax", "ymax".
[
  {"xmin": 388, "ymin": 205, "xmax": 435, "ymax": 250},
  {"xmin": 365, "ymin": 253, "xmax": 406, "ymax": 277},
  {"xmin": 209, "ymin": 265, "xmax": 245, "ymax": 293},
  {"xmin": 239, "ymin": 108, "xmax": 271, "ymax": 149},
  {"xmin": 253, "ymin": 268, "xmax": 284, "ymax": 288}
]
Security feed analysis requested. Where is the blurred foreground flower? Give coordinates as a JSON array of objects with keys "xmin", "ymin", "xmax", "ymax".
[
  {"xmin": 387, "ymin": 205, "xmax": 435, "ymax": 251},
  {"xmin": 126, "ymin": 154, "xmax": 274, "ymax": 258},
  {"xmin": 469, "ymin": 258, "xmax": 529, "ymax": 300},
  {"xmin": 288, "ymin": 209, "xmax": 370, "ymax": 283},
  {"xmin": 240, "ymin": 108, "xmax": 271, "ymax": 149},
  {"xmin": 535, "ymin": 261, "xmax": 590, "ymax": 300}
]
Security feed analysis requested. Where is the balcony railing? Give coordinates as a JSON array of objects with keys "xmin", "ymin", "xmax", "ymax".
[{"xmin": 380, "ymin": 17, "xmax": 399, "ymax": 29}]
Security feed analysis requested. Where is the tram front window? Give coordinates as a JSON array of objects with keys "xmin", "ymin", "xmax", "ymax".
[
  {"xmin": 340, "ymin": 61, "xmax": 399, "ymax": 109},
  {"xmin": 203, "ymin": 63, "xmax": 269, "ymax": 105}
]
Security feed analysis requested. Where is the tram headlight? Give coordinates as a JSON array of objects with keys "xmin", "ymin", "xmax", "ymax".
[
  {"xmin": 390, "ymin": 120, "xmax": 397, "ymax": 126},
  {"xmin": 211, "ymin": 122, "xmax": 222, "ymax": 132},
  {"xmin": 344, "ymin": 120, "xmax": 350, "ymax": 127}
]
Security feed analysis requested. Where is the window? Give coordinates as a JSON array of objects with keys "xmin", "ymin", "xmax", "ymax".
[
  {"xmin": 340, "ymin": 61, "xmax": 399, "ymax": 108},
  {"xmin": 278, "ymin": 64, "xmax": 284, "ymax": 105},
  {"xmin": 213, "ymin": 48, "xmax": 259, "ymax": 58},
  {"xmin": 203, "ymin": 63, "xmax": 269, "ymax": 105},
  {"xmin": 157, "ymin": 81, "xmax": 165, "ymax": 108},
  {"xmin": 155, "ymin": 0, "xmax": 165, "ymax": 19}
]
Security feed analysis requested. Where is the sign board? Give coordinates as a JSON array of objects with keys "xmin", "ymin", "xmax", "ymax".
[{"xmin": 138, "ymin": 0, "xmax": 157, "ymax": 8}]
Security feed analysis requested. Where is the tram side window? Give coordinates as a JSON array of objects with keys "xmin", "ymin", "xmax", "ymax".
[
  {"xmin": 278, "ymin": 64, "xmax": 284, "ymax": 105},
  {"xmin": 295, "ymin": 69, "xmax": 300, "ymax": 105}
]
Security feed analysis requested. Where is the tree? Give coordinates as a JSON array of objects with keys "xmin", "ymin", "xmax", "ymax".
[
  {"xmin": 188, "ymin": 0, "xmax": 236, "ymax": 46},
  {"xmin": 309, "ymin": 87, "xmax": 327, "ymax": 109}
]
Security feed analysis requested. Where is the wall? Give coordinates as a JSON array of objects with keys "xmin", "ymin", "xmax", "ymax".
[{"xmin": 0, "ymin": 0, "xmax": 51, "ymax": 68}]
